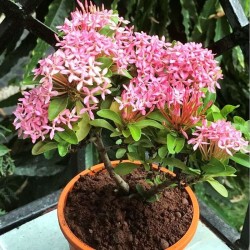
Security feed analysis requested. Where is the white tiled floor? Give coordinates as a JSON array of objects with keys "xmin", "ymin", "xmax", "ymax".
[{"xmin": 0, "ymin": 210, "xmax": 231, "ymax": 250}]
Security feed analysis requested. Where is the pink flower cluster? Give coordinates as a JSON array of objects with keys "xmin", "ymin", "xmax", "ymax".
[
  {"xmin": 13, "ymin": 84, "xmax": 78, "ymax": 143},
  {"xmin": 188, "ymin": 120, "xmax": 248, "ymax": 161},
  {"xmin": 14, "ymin": 1, "xmax": 135, "ymax": 143},
  {"xmin": 14, "ymin": 0, "xmax": 241, "ymax": 156},
  {"xmin": 118, "ymin": 38, "xmax": 222, "ymax": 131}
]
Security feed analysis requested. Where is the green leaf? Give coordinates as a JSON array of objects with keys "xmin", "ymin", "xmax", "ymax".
[
  {"xmin": 136, "ymin": 184, "xmax": 145, "ymax": 196},
  {"xmin": 76, "ymin": 113, "xmax": 91, "ymax": 142},
  {"xmin": 221, "ymin": 105, "xmax": 239, "ymax": 118},
  {"xmin": 116, "ymin": 148, "xmax": 127, "ymax": 159},
  {"xmin": 99, "ymin": 25, "xmax": 115, "ymax": 37},
  {"xmin": 0, "ymin": 145, "xmax": 10, "ymax": 156},
  {"xmin": 212, "ymin": 112, "xmax": 224, "ymax": 121},
  {"xmin": 32, "ymin": 141, "xmax": 58, "ymax": 155},
  {"xmin": 44, "ymin": 149, "xmax": 56, "ymax": 159},
  {"xmin": 96, "ymin": 57, "xmax": 113, "ymax": 69},
  {"xmin": 207, "ymin": 179, "xmax": 228, "ymax": 197},
  {"xmin": 53, "ymin": 133, "xmax": 65, "ymax": 143},
  {"xmin": 48, "ymin": 96, "xmax": 68, "ymax": 121},
  {"xmin": 57, "ymin": 127, "xmax": 78, "ymax": 144},
  {"xmin": 127, "ymin": 152, "xmax": 141, "ymax": 161},
  {"xmin": 233, "ymin": 116, "xmax": 245, "ymax": 125},
  {"xmin": 89, "ymin": 119, "xmax": 115, "ymax": 131},
  {"xmin": 97, "ymin": 109, "xmax": 122, "ymax": 125},
  {"xmin": 158, "ymin": 146, "xmax": 168, "ymax": 159},
  {"xmin": 120, "ymin": 69, "xmax": 133, "ymax": 79},
  {"xmin": 134, "ymin": 119, "xmax": 164, "ymax": 129},
  {"xmin": 110, "ymin": 130, "xmax": 122, "ymax": 137},
  {"xmin": 203, "ymin": 91, "xmax": 216, "ymax": 108},
  {"xmin": 167, "ymin": 134, "xmax": 176, "ymax": 154},
  {"xmin": 146, "ymin": 194, "xmax": 159, "ymax": 203},
  {"xmin": 191, "ymin": 0, "xmax": 217, "ymax": 41},
  {"xmin": 230, "ymin": 153, "xmax": 249, "ymax": 168},
  {"xmin": 122, "ymin": 129, "xmax": 131, "ymax": 138},
  {"xmin": 175, "ymin": 138, "xmax": 185, "ymax": 153},
  {"xmin": 111, "ymin": 0, "xmax": 119, "ymax": 10},
  {"xmin": 202, "ymin": 160, "xmax": 226, "ymax": 175},
  {"xmin": 164, "ymin": 157, "xmax": 188, "ymax": 171},
  {"xmin": 180, "ymin": 0, "xmax": 198, "ymax": 40},
  {"xmin": 147, "ymin": 111, "xmax": 166, "ymax": 122},
  {"xmin": 58, "ymin": 144, "xmax": 69, "ymax": 157},
  {"xmin": 128, "ymin": 124, "xmax": 141, "ymax": 141},
  {"xmin": 114, "ymin": 162, "xmax": 138, "ymax": 176}
]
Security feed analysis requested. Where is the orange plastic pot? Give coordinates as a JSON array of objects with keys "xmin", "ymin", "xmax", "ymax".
[{"xmin": 57, "ymin": 160, "xmax": 199, "ymax": 250}]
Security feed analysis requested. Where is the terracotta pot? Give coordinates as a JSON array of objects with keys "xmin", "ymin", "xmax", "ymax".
[{"xmin": 57, "ymin": 160, "xmax": 199, "ymax": 250}]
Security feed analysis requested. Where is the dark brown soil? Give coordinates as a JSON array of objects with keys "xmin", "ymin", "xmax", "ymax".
[{"xmin": 65, "ymin": 167, "xmax": 193, "ymax": 250}]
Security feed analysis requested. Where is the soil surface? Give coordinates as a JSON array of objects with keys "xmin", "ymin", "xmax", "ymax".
[{"xmin": 65, "ymin": 167, "xmax": 193, "ymax": 250}]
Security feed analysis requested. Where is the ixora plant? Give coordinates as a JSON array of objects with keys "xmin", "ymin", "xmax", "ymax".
[{"xmin": 13, "ymin": 1, "xmax": 249, "ymax": 249}]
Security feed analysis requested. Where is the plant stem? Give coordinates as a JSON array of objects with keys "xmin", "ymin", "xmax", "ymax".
[
  {"xmin": 92, "ymin": 131, "xmax": 130, "ymax": 193},
  {"xmin": 144, "ymin": 178, "xmax": 178, "ymax": 199}
]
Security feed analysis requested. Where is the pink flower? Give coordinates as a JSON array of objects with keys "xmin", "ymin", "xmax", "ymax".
[
  {"xmin": 188, "ymin": 120, "xmax": 249, "ymax": 161},
  {"xmin": 158, "ymin": 87, "xmax": 211, "ymax": 134},
  {"xmin": 160, "ymin": 42, "xmax": 223, "ymax": 92},
  {"xmin": 13, "ymin": 85, "xmax": 57, "ymax": 143}
]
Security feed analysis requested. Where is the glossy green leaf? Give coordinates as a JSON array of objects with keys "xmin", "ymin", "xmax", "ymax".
[
  {"xmin": 114, "ymin": 162, "xmax": 138, "ymax": 176},
  {"xmin": 167, "ymin": 134, "xmax": 176, "ymax": 154},
  {"xmin": 99, "ymin": 25, "xmax": 115, "ymax": 37},
  {"xmin": 202, "ymin": 161, "xmax": 225, "ymax": 175},
  {"xmin": 97, "ymin": 109, "xmax": 122, "ymax": 125},
  {"xmin": 53, "ymin": 133, "xmax": 65, "ymax": 143},
  {"xmin": 147, "ymin": 111, "xmax": 166, "ymax": 123},
  {"xmin": 58, "ymin": 144, "xmax": 68, "ymax": 157},
  {"xmin": 122, "ymin": 129, "xmax": 131, "ymax": 138},
  {"xmin": 221, "ymin": 105, "xmax": 239, "ymax": 118},
  {"xmin": 158, "ymin": 146, "xmax": 168, "ymax": 159},
  {"xmin": 76, "ymin": 113, "xmax": 91, "ymax": 142},
  {"xmin": 164, "ymin": 157, "xmax": 188, "ymax": 171},
  {"xmin": 89, "ymin": 119, "xmax": 115, "ymax": 131},
  {"xmin": 203, "ymin": 91, "xmax": 216, "ymax": 108},
  {"xmin": 120, "ymin": 69, "xmax": 133, "ymax": 79},
  {"xmin": 116, "ymin": 148, "xmax": 127, "ymax": 159},
  {"xmin": 134, "ymin": 119, "xmax": 164, "ymax": 129},
  {"xmin": 175, "ymin": 138, "xmax": 185, "ymax": 153},
  {"xmin": 57, "ymin": 127, "xmax": 78, "ymax": 144},
  {"xmin": 110, "ymin": 130, "xmax": 122, "ymax": 137},
  {"xmin": 207, "ymin": 179, "xmax": 228, "ymax": 197},
  {"xmin": 48, "ymin": 96, "xmax": 68, "ymax": 121},
  {"xmin": 233, "ymin": 116, "xmax": 245, "ymax": 125},
  {"xmin": 230, "ymin": 153, "xmax": 250, "ymax": 168},
  {"xmin": 32, "ymin": 141, "xmax": 58, "ymax": 155},
  {"xmin": 96, "ymin": 57, "xmax": 113, "ymax": 69},
  {"xmin": 128, "ymin": 124, "xmax": 141, "ymax": 141},
  {"xmin": 212, "ymin": 112, "xmax": 224, "ymax": 121}
]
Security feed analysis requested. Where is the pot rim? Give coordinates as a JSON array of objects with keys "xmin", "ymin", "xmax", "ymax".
[{"xmin": 57, "ymin": 160, "xmax": 199, "ymax": 250}]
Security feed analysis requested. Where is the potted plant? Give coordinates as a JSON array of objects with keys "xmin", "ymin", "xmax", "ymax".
[{"xmin": 13, "ymin": 1, "xmax": 249, "ymax": 249}]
